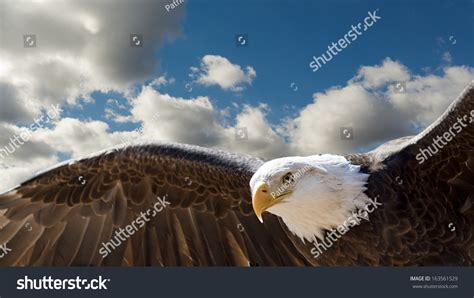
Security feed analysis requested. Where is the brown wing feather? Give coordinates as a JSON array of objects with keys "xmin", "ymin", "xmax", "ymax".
[
  {"xmin": 310, "ymin": 81, "xmax": 474, "ymax": 266},
  {"xmin": 386, "ymin": 81, "xmax": 474, "ymax": 265},
  {"xmin": 0, "ymin": 143, "xmax": 309, "ymax": 266}
]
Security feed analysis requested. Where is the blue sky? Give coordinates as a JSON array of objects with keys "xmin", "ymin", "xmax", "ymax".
[
  {"xmin": 74, "ymin": 0, "xmax": 473, "ymax": 131},
  {"xmin": 155, "ymin": 0, "xmax": 474, "ymax": 120}
]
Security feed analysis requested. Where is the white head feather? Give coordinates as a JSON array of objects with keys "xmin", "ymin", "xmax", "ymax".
[{"xmin": 250, "ymin": 154, "xmax": 370, "ymax": 243}]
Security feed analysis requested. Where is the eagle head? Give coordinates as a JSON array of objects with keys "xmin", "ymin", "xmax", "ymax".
[{"xmin": 249, "ymin": 154, "xmax": 371, "ymax": 242}]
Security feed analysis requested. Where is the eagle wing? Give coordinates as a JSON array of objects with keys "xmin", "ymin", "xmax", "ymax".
[
  {"xmin": 282, "ymin": 81, "xmax": 474, "ymax": 266},
  {"xmin": 373, "ymin": 80, "xmax": 474, "ymax": 265},
  {"xmin": 0, "ymin": 143, "xmax": 309, "ymax": 266},
  {"xmin": 335, "ymin": 81, "xmax": 474, "ymax": 266}
]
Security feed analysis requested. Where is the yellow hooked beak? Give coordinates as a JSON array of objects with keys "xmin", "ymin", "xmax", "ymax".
[{"xmin": 252, "ymin": 182, "xmax": 284, "ymax": 223}]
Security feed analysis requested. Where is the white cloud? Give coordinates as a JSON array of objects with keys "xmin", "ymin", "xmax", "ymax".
[
  {"xmin": 191, "ymin": 55, "xmax": 256, "ymax": 91},
  {"xmin": 0, "ymin": 82, "xmax": 36, "ymax": 124},
  {"xmin": 350, "ymin": 58, "xmax": 410, "ymax": 89},
  {"xmin": 129, "ymin": 87, "xmax": 287, "ymax": 157},
  {"xmin": 289, "ymin": 61, "xmax": 474, "ymax": 155},
  {"xmin": 0, "ymin": 0, "xmax": 185, "ymax": 122},
  {"xmin": 0, "ymin": 0, "xmax": 186, "ymax": 192},
  {"xmin": 1, "ymin": 57, "xmax": 473, "ymax": 193},
  {"xmin": 0, "ymin": 156, "xmax": 58, "ymax": 193},
  {"xmin": 149, "ymin": 76, "xmax": 175, "ymax": 89},
  {"xmin": 105, "ymin": 108, "xmax": 132, "ymax": 124},
  {"xmin": 0, "ymin": 117, "xmax": 133, "ymax": 191},
  {"xmin": 0, "ymin": 86, "xmax": 286, "ymax": 192},
  {"xmin": 33, "ymin": 118, "xmax": 118, "ymax": 158},
  {"xmin": 289, "ymin": 84, "xmax": 409, "ymax": 155},
  {"xmin": 388, "ymin": 65, "xmax": 474, "ymax": 126}
]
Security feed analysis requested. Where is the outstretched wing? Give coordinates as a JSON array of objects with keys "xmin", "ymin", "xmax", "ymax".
[
  {"xmin": 0, "ymin": 142, "xmax": 309, "ymax": 266},
  {"xmin": 286, "ymin": 81, "xmax": 474, "ymax": 266},
  {"xmin": 346, "ymin": 81, "xmax": 474, "ymax": 266},
  {"xmin": 377, "ymin": 81, "xmax": 474, "ymax": 265}
]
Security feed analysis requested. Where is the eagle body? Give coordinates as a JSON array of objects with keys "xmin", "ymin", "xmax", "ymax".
[{"xmin": 0, "ymin": 82, "xmax": 473, "ymax": 266}]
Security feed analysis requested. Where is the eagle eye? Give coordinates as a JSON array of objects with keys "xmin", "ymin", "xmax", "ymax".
[{"xmin": 282, "ymin": 172, "xmax": 295, "ymax": 184}]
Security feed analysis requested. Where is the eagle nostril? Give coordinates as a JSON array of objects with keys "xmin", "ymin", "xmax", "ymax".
[{"xmin": 261, "ymin": 189, "xmax": 268, "ymax": 193}]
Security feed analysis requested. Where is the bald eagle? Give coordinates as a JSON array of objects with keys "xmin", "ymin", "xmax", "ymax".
[{"xmin": 0, "ymin": 82, "xmax": 473, "ymax": 266}]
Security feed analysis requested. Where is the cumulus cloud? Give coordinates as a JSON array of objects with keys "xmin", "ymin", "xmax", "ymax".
[
  {"xmin": 0, "ymin": 0, "xmax": 185, "ymax": 122},
  {"xmin": 0, "ymin": 122, "xmax": 56, "ymax": 165},
  {"xmin": 0, "ymin": 82, "xmax": 36, "ymax": 124},
  {"xmin": 0, "ymin": 0, "xmax": 187, "ymax": 191},
  {"xmin": 1, "ymin": 54, "xmax": 473, "ymax": 193},
  {"xmin": 0, "ymin": 86, "xmax": 286, "ymax": 191},
  {"xmin": 129, "ymin": 87, "xmax": 289, "ymax": 157},
  {"xmin": 34, "ymin": 119, "xmax": 114, "ymax": 157},
  {"xmin": 0, "ymin": 155, "xmax": 58, "ymax": 193},
  {"xmin": 350, "ymin": 58, "xmax": 410, "ymax": 89},
  {"xmin": 0, "ymin": 116, "xmax": 135, "ymax": 191},
  {"xmin": 191, "ymin": 55, "xmax": 257, "ymax": 91},
  {"xmin": 289, "ymin": 84, "xmax": 408, "ymax": 155},
  {"xmin": 289, "ymin": 59, "xmax": 474, "ymax": 155}
]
